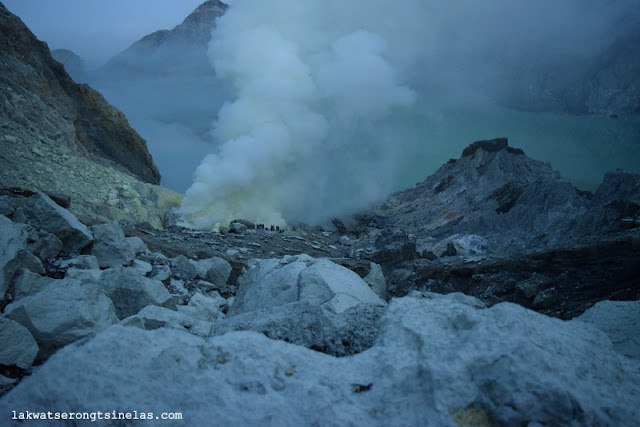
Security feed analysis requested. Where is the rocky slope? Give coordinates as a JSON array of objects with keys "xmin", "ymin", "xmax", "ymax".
[
  {"xmin": 0, "ymin": 2, "xmax": 181, "ymax": 227},
  {"xmin": 345, "ymin": 138, "xmax": 640, "ymax": 317},
  {"xmin": 1, "ymin": 192, "xmax": 639, "ymax": 425},
  {"xmin": 0, "ymin": 2, "xmax": 159, "ymax": 184}
]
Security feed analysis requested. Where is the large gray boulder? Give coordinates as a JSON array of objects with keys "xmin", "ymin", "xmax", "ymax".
[
  {"xmin": 216, "ymin": 255, "xmax": 386, "ymax": 356},
  {"xmin": 1, "ymin": 293, "xmax": 638, "ymax": 425},
  {"xmin": 90, "ymin": 223, "xmax": 135, "ymax": 267},
  {"xmin": 20, "ymin": 193, "xmax": 93, "ymax": 253},
  {"xmin": 0, "ymin": 215, "xmax": 44, "ymax": 302},
  {"xmin": 229, "ymin": 254, "xmax": 385, "ymax": 316},
  {"xmin": 0, "ymin": 317, "xmax": 38, "ymax": 370},
  {"xmin": 4, "ymin": 278, "xmax": 119, "ymax": 360},
  {"xmin": 373, "ymin": 292, "xmax": 640, "ymax": 425},
  {"xmin": 99, "ymin": 267, "xmax": 174, "ymax": 318},
  {"xmin": 574, "ymin": 300, "xmax": 640, "ymax": 360}
]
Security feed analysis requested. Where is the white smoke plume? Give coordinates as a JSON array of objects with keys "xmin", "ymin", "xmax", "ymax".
[{"xmin": 180, "ymin": 0, "xmax": 640, "ymax": 229}]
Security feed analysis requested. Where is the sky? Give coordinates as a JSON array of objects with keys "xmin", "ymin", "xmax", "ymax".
[{"xmin": 3, "ymin": 0, "xmax": 207, "ymax": 68}]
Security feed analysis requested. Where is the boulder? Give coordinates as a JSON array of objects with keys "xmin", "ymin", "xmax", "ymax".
[
  {"xmin": 21, "ymin": 193, "xmax": 93, "ymax": 253},
  {"xmin": 363, "ymin": 262, "xmax": 387, "ymax": 300},
  {"xmin": 2, "ymin": 294, "xmax": 638, "ymax": 426},
  {"xmin": 574, "ymin": 300, "xmax": 640, "ymax": 359},
  {"xmin": 169, "ymin": 255, "xmax": 199, "ymax": 279},
  {"xmin": 197, "ymin": 257, "xmax": 231, "ymax": 286},
  {"xmin": 64, "ymin": 268, "xmax": 103, "ymax": 284},
  {"xmin": 132, "ymin": 259, "xmax": 153, "ymax": 276},
  {"xmin": 150, "ymin": 264, "xmax": 171, "ymax": 282},
  {"xmin": 229, "ymin": 254, "xmax": 385, "ymax": 316},
  {"xmin": 11, "ymin": 269, "xmax": 54, "ymax": 301},
  {"xmin": 125, "ymin": 236, "xmax": 148, "ymax": 255},
  {"xmin": 121, "ymin": 305, "xmax": 212, "ymax": 338},
  {"xmin": 169, "ymin": 255, "xmax": 231, "ymax": 286},
  {"xmin": 230, "ymin": 219, "xmax": 255, "ymax": 229},
  {"xmin": 373, "ymin": 292, "xmax": 639, "ymax": 425},
  {"xmin": 99, "ymin": 267, "xmax": 174, "ymax": 318},
  {"xmin": 90, "ymin": 223, "xmax": 135, "ymax": 267},
  {"xmin": 220, "ymin": 255, "xmax": 386, "ymax": 356},
  {"xmin": 0, "ymin": 215, "xmax": 44, "ymax": 302},
  {"xmin": 229, "ymin": 222, "xmax": 247, "ymax": 234},
  {"xmin": 25, "ymin": 229, "xmax": 63, "ymax": 261},
  {"xmin": 0, "ymin": 317, "xmax": 38, "ymax": 369},
  {"xmin": 178, "ymin": 292, "xmax": 226, "ymax": 322},
  {"xmin": 4, "ymin": 278, "xmax": 118, "ymax": 360}
]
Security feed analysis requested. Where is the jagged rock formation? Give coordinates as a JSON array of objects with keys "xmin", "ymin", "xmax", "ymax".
[
  {"xmin": 51, "ymin": 48, "xmax": 87, "ymax": 83},
  {"xmin": 345, "ymin": 138, "xmax": 640, "ymax": 317},
  {"xmin": 360, "ymin": 138, "xmax": 591, "ymax": 253},
  {"xmin": 359, "ymin": 138, "xmax": 637, "ymax": 254},
  {"xmin": 100, "ymin": 0, "xmax": 227, "ymax": 77}
]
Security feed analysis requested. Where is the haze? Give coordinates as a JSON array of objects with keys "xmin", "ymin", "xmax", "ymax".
[{"xmin": 2, "ymin": 0, "xmax": 205, "ymax": 68}]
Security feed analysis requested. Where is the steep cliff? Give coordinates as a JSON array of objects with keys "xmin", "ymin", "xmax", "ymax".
[
  {"xmin": 0, "ymin": 2, "xmax": 181, "ymax": 228},
  {"xmin": 0, "ymin": 2, "xmax": 160, "ymax": 184}
]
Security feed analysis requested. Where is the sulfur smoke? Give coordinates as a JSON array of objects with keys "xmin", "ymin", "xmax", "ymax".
[{"xmin": 179, "ymin": 0, "xmax": 639, "ymax": 229}]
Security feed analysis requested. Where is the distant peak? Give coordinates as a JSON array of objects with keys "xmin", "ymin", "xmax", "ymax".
[{"xmin": 461, "ymin": 137, "xmax": 525, "ymax": 158}]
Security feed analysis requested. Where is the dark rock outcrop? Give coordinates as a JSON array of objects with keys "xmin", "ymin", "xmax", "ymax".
[{"xmin": 0, "ymin": 2, "xmax": 160, "ymax": 184}]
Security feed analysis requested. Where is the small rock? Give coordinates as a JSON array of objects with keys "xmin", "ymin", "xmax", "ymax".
[{"xmin": 339, "ymin": 235, "xmax": 352, "ymax": 246}]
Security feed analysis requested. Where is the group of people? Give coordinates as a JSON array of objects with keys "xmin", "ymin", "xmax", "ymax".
[{"xmin": 256, "ymin": 224, "xmax": 285, "ymax": 233}]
